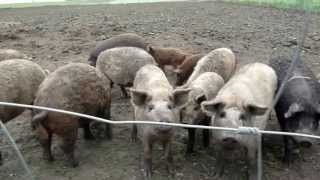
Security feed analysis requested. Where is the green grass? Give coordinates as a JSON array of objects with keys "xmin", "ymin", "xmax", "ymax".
[{"xmin": 225, "ymin": 0, "xmax": 320, "ymax": 12}]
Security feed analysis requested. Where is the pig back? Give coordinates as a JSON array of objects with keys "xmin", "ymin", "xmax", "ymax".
[{"xmin": 0, "ymin": 59, "xmax": 46, "ymax": 122}]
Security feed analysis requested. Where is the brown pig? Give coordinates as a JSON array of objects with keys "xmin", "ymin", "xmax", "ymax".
[
  {"xmin": 174, "ymin": 53, "xmax": 204, "ymax": 86},
  {"xmin": 148, "ymin": 46, "xmax": 190, "ymax": 70},
  {"xmin": 31, "ymin": 63, "xmax": 112, "ymax": 167}
]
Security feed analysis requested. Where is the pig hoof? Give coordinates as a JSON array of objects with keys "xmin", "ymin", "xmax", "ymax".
[
  {"xmin": 144, "ymin": 170, "xmax": 152, "ymax": 180},
  {"xmin": 69, "ymin": 160, "xmax": 79, "ymax": 168},
  {"xmin": 84, "ymin": 133, "xmax": 95, "ymax": 140},
  {"xmin": 45, "ymin": 156, "xmax": 55, "ymax": 162},
  {"xmin": 130, "ymin": 136, "xmax": 138, "ymax": 143}
]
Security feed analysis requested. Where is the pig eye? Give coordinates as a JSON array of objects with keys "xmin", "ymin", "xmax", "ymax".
[
  {"xmin": 219, "ymin": 112, "xmax": 226, "ymax": 118},
  {"xmin": 240, "ymin": 114, "xmax": 246, "ymax": 120},
  {"xmin": 194, "ymin": 106, "xmax": 200, "ymax": 111},
  {"xmin": 147, "ymin": 105, "xmax": 154, "ymax": 112},
  {"xmin": 167, "ymin": 104, "xmax": 173, "ymax": 110}
]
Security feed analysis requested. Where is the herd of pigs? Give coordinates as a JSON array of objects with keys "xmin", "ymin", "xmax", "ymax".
[{"xmin": 0, "ymin": 33, "xmax": 320, "ymax": 180}]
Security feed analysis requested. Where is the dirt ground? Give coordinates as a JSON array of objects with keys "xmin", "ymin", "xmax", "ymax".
[{"xmin": 0, "ymin": 1, "xmax": 320, "ymax": 180}]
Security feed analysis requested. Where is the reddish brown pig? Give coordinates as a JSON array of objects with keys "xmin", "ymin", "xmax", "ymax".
[
  {"xmin": 31, "ymin": 63, "xmax": 112, "ymax": 167},
  {"xmin": 174, "ymin": 54, "xmax": 204, "ymax": 86},
  {"xmin": 148, "ymin": 46, "xmax": 190, "ymax": 70}
]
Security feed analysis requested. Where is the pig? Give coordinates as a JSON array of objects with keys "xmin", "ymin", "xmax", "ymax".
[
  {"xmin": 96, "ymin": 47, "xmax": 156, "ymax": 97},
  {"xmin": 179, "ymin": 72, "xmax": 225, "ymax": 154},
  {"xmin": 270, "ymin": 56, "xmax": 320, "ymax": 164},
  {"xmin": 0, "ymin": 59, "xmax": 47, "ymax": 165},
  {"xmin": 182, "ymin": 48, "xmax": 237, "ymax": 87},
  {"xmin": 174, "ymin": 53, "xmax": 204, "ymax": 86},
  {"xmin": 130, "ymin": 64, "xmax": 190, "ymax": 180},
  {"xmin": 148, "ymin": 46, "xmax": 190, "ymax": 70},
  {"xmin": 0, "ymin": 49, "xmax": 27, "ymax": 61},
  {"xmin": 201, "ymin": 62, "xmax": 277, "ymax": 180},
  {"xmin": 88, "ymin": 33, "xmax": 149, "ymax": 66},
  {"xmin": 31, "ymin": 63, "xmax": 112, "ymax": 167}
]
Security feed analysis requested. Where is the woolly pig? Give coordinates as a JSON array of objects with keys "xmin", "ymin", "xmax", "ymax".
[
  {"xmin": 96, "ymin": 47, "xmax": 156, "ymax": 97},
  {"xmin": 270, "ymin": 56, "xmax": 320, "ymax": 164},
  {"xmin": 174, "ymin": 54, "xmax": 204, "ymax": 86},
  {"xmin": 202, "ymin": 63, "xmax": 277, "ymax": 180},
  {"xmin": 148, "ymin": 46, "xmax": 189, "ymax": 70},
  {"xmin": 0, "ymin": 49, "xmax": 27, "ymax": 61},
  {"xmin": 180, "ymin": 72, "xmax": 224, "ymax": 154},
  {"xmin": 0, "ymin": 59, "xmax": 46, "ymax": 165},
  {"xmin": 183, "ymin": 48, "xmax": 236, "ymax": 87},
  {"xmin": 130, "ymin": 64, "xmax": 190, "ymax": 180},
  {"xmin": 88, "ymin": 33, "xmax": 149, "ymax": 66},
  {"xmin": 31, "ymin": 63, "xmax": 112, "ymax": 167}
]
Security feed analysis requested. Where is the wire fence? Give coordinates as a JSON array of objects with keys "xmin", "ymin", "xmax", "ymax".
[{"xmin": 0, "ymin": 0, "xmax": 318, "ymax": 180}]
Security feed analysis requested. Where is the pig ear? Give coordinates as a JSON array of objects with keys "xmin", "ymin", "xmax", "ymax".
[
  {"xmin": 201, "ymin": 99, "xmax": 225, "ymax": 116},
  {"xmin": 172, "ymin": 88, "xmax": 191, "ymax": 109},
  {"xmin": 244, "ymin": 102, "xmax": 268, "ymax": 116},
  {"xmin": 130, "ymin": 89, "xmax": 149, "ymax": 107},
  {"xmin": 147, "ymin": 46, "xmax": 154, "ymax": 54},
  {"xmin": 284, "ymin": 103, "xmax": 304, "ymax": 118},
  {"xmin": 195, "ymin": 94, "xmax": 206, "ymax": 105}
]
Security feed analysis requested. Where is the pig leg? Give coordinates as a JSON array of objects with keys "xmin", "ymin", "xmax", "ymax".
[
  {"xmin": 186, "ymin": 128, "xmax": 196, "ymax": 154},
  {"xmin": 61, "ymin": 129, "xmax": 79, "ymax": 167},
  {"xmin": 37, "ymin": 125, "xmax": 54, "ymax": 161},
  {"xmin": 143, "ymin": 138, "xmax": 153, "ymax": 180},
  {"xmin": 82, "ymin": 120, "xmax": 95, "ymax": 140},
  {"xmin": 202, "ymin": 119, "xmax": 210, "ymax": 148},
  {"xmin": 103, "ymin": 109, "xmax": 112, "ymax": 140},
  {"xmin": 119, "ymin": 85, "xmax": 129, "ymax": 98},
  {"xmin": 131, "ymin": 124, "xmax": 138, "ymax": 142},
  {"xmin": 214, "ymin": 146, "xmax": 226, "ymax": 177},
  {"xmin": 105, "ymin": 124, "xmax": 113, "ymax": 140},
  {"xmin": 246, "ymin": 147, "xmax": 258, "ymax": 180},
  {"xmin": 163, "ymin": 140, "xmax": 174, "ymax": 176},
  {"xmin": 283, "ymin": 136, "xmax": 296, "ymax": 165}
]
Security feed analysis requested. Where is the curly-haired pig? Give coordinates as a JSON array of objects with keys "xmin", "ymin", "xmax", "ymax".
[
  {"xmin": 201, "ymin": 63, "xmax": 277, "ymax": 180},
  {"xmin": 182, "ymin": 48, "xmax": 237, "ymax": 87},
  {"xmin": 270, "ymin": 56, "xmax": 320, "ymax": 164},
  {"xmin": 174, "ymin": 53, "xmax": 204, "ymax": 86},
  {"xmin": 179, "ymin": 72, "xmax": 224, "ymax": 154},
  {"xmin": 31, "ymin": 63, "xmax": 112, "ymax": 167},
  {"xmin": 148, "ymin": 46, "xmax": 190, "ymax": 71},
  {"xmin": 88, "ymin": 33, "xmax": 149, "ymax": 66},
  {"xmin": 0, "ymin": 49, "xmax": 27, "ymax": 61},
  {"xmin": 96, "ymin": 47, "xmax": 156, "ymax": 97},
  {"xmin": 0, "ymin": 59, "xmax": 46, "ymax": 165},
  {"xmin": 130, "ymin": 64, "xmax": 190, "ymax": 180}
]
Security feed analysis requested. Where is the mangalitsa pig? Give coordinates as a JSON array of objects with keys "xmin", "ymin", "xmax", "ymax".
[
  {"xmin": 130, "ymin": 64, "xmax": 190, "ymax": 180},
  {"xmin": 96, "ymin": 47, "xmax": 156, "ymax": 97},
  {"xmin": 201, "ymin": 62, "xmax": 277, "ymax": 180},
  {"xmin": 31, "ymin": 63, "xmax": 112, "ymax": 167},
  {"xmin": 270, "ymin": 56, "xmax": 320, "ymax": 164},
  {"xmin": 180, "ymin": 72, "xmax": 224, "ymax": 154},
  {"xmin": 0, "ymin": 59, "xmax": 46, "ymax": 165},
  {"xmin": 182, "ymin": 48, "xmax": 237, "ymax": 87}
]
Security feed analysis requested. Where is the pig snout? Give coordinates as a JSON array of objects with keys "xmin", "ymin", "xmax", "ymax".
[
  {"xmin": 221, "ymin": 137, "xmax": 239, "ymax": 150},
  {"xmin": 156, "ymin": 117, "xmax": 173, "ymax": 132}
]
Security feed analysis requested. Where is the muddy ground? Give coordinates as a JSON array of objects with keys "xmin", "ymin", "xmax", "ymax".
[{"xmin": 0, "ymin": 1, "xmax": 320, "ymax": 180}]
